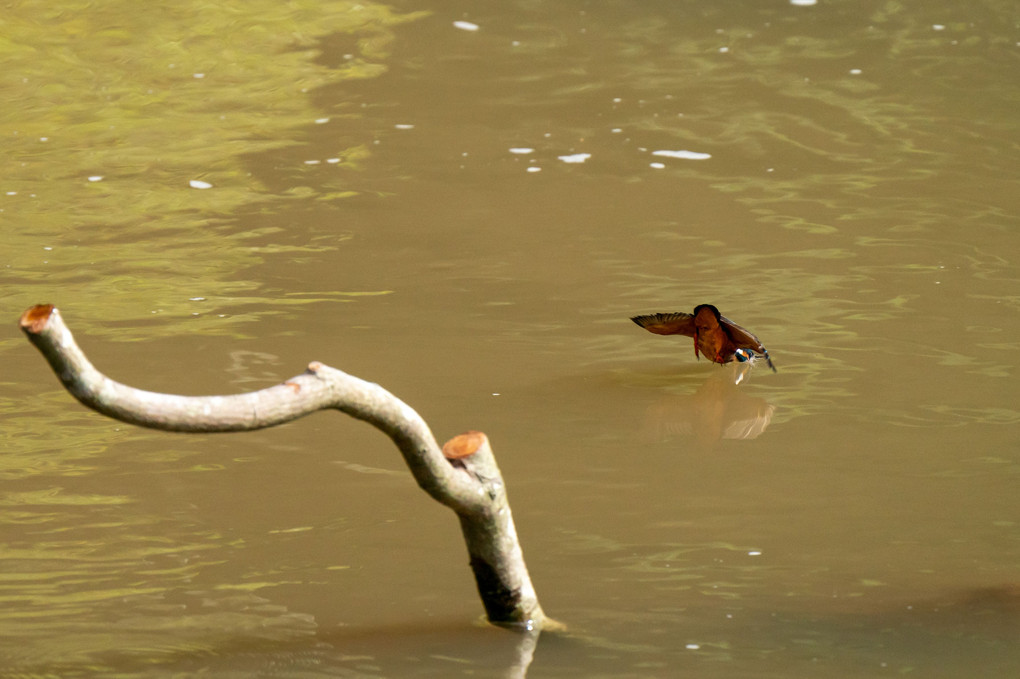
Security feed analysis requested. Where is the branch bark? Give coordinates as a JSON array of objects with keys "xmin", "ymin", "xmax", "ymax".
[{"xmin": 19, "ymin": 304, "xmax": 545, "ymax": 631}]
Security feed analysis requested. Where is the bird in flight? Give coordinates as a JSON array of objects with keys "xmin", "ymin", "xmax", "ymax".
[{"xmin": 631, "ymin": 304, "xmax": 776, "ymax": 372}]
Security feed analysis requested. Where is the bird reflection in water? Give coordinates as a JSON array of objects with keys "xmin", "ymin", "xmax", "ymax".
[{"xmin": 641, "ymin": 367, "xmax": 775, "ymax": 447}]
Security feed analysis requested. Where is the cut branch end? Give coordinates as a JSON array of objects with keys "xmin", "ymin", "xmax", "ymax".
[
  {"xmin": 19, "ymin": 304, "xmax": 55, "ymax": 333},
  {"xmin": 443, "ymin": 430, "xmax": 488, "ymax": 460}
]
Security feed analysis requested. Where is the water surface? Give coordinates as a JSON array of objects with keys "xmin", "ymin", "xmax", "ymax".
[{"xmin": 1, "ymin": 0, "xmax": 1017, "ymax": 676}]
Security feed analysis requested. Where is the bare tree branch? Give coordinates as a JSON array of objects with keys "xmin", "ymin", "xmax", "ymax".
[{"xmin": 19, "ymin": 304, "xmax": 546, "ymax": 631}]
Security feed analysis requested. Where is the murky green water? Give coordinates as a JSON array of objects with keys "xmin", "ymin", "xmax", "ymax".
[{"xmin": 1, "ymin": 0, "xmax": 1017, "ymax": 676}]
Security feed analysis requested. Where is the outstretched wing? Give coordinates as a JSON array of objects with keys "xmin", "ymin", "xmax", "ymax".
[
  {"xmin": 718, "ymin": 316, "xmax": 766, "ymax": 352},
  {"xmin": 719, "ymin": 315, "xmax": 777, "ymax": 372},
  {"xmin": 630, "ymin": 312, "xmax": 697, "ymax": 337}
]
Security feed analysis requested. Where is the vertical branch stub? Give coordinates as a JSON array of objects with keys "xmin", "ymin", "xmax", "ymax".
[{"xmin": 442, "ymin": 430, "xmax": 545, "ymax": 630}]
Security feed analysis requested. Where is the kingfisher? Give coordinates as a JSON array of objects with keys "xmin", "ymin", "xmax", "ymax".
[{"xmin": 631, "ymin": 304, "xmax": 776, "ymax": 372}]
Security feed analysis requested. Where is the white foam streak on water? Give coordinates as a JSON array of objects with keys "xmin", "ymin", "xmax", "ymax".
[{"xmin": 651, "ymin": 149, "xmax": 712, "ymax": 160}]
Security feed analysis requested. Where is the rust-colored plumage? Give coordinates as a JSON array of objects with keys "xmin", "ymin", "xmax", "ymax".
[{"xmin": 631, "ymin": 304, "xmax": 776, "ymax": 372}]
